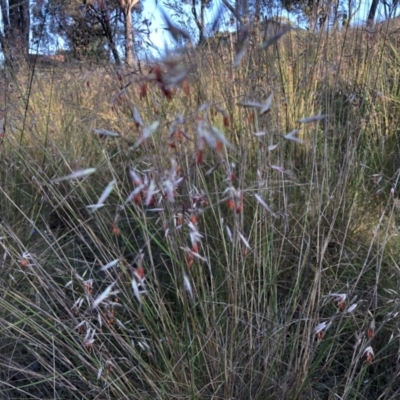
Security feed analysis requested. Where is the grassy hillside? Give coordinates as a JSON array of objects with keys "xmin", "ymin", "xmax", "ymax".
[{"xmin": 1, "ymin": 24, "xmax": 400, "ymax": 399}]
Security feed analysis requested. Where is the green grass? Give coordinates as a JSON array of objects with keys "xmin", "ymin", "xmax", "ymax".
[{"xmin": 1, "ymin": 25, "xmax": 400, "ymax": 399}]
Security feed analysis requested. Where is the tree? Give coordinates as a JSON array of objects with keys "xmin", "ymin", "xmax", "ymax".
[
  {"xmin": 280, "ymin": 0, "xmax": 356, "ymax": 31},
  {"xmin": 119, "ymin": 0, "xmax": 139, "ymax": 66},
  {"xmin": 82, "ymin": 0, "xmax": 122, "ymax": 64},
  {"xmin": 45, "ymin": 0, "xmax": 142, "ymax": 65},
  {"xmin": 382, "ymin": 0, "xmax": 400, "ymax": 18},
  {"xmin": 0, "ymin": 0, "xmax": 30, "ymax": 65},
  {"xmin": 161, "ymin": 0, "xmax": 214, "ymax": 45},
  {"xmin": 71, "ymin": 2, "xmax": 119, "ymax": 62},
  {"xmin": 191, "ymin": 0, "xmax": 210, "ymax": 44},
  {"xmin": 280, "ymin": 0, "xmax": 324, "ymax": 29},
  {"xmin": 45, "ymin": 0, "xmax": 124, "ymax": 63},
  {"xmin": 367, "ymin": 0, "xmax": 379, "ymax": 26},
  {"xmin": 72, "ymin": 0, "xmax": 141, "ymax": 66},
  {"xmin": 225, "ymin": 0, "xmax": 265, "ymax": 30}
]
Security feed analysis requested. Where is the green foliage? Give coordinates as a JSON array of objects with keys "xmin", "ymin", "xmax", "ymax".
[{"xmin": 69, "ymin": 19, "xmax": 109, "ymax": 60}]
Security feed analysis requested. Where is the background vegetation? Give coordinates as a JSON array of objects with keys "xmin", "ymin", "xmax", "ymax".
[{"xmin": 2, "ymin": 9, "xmax": 400, "ymax": 400}]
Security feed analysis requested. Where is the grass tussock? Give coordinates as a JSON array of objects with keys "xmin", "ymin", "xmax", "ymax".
[{"xmin": 1, "ymin": 24, "xmax": 400, "ymax": 399}]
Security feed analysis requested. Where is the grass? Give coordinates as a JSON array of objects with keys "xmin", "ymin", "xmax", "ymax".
[{"xmin": 1, "ymin": 23, "xmax": 400, "ymax": 399}]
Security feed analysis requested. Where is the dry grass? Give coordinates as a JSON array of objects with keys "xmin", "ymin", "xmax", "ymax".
[{"xmin": 1, "ymin": 25, "xmax": 400, "ymax": 399}]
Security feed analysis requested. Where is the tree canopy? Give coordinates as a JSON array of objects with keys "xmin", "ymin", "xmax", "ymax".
[{"xmin": 0, "ymin": 0, "xmax": 399, "ymax": 67}]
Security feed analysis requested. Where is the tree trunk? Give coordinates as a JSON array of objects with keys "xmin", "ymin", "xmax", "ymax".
[
  {"xmin": 367, "ymin": 0, "xmax": 379, "ymax": 27},
  {"xmin": 8, "ymin": 0, "xmax": 30, "ymax": 55},
  {"xmin": 0, "ymin": 0, "xmax": 30, "ymax": 65},
  {"xmin": 96, "ymin": 4, "xmax": 122, "ymax": 65},
  {"xmin": 253, "ymin": 0, "xmax": 262, "ymax": 25},
  {"xmin": 0, "ymin": 0, "xmax": 8, "ymax": 28},
  {"xmin": 123, "ymin": 5, "xmax": 134, "ymax": 67},
  {"xmin": 109, "ymin": 39, "xmax": 122, "ymax": 66},
  {"xmin": 192, "ymin": 0, "xmax": 206, "ymax": 44},
  {"xmin": 119, "ymin": 0, "xmax": 139, "ymax": 67},
  {"xmin": 236, "ymin": 0, "xmax": 249, "ymax": 28}
]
